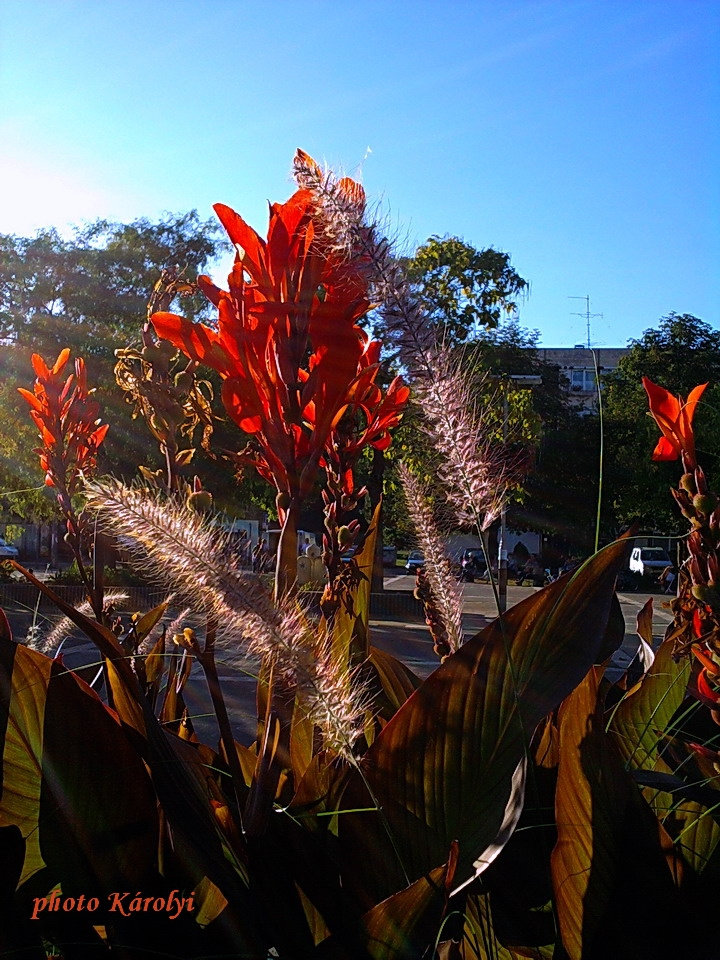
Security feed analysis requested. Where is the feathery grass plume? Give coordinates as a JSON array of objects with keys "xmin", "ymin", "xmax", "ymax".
[
  {"xmin": 32, "ymin": 590, "xmax": 129, "ymax": 655},
  {"xmin": 415, "ymin": 344, "xmax": 509, "ymax": 530},
  {"xmin": 293, "ymin": 150, "xmax": 508, "ymax": 532},
  {"xmin": 293, "ymin": 149, "xmax": 436, "ymax": 374},
  {"xmin": 397, "ymin": 463, "xmax": 464, "ymax": 658},
  {"xmin": 83, "ymin": 478, "xmax": 368, "ymax": 756}
]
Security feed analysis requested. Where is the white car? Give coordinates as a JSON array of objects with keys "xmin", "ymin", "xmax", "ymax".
[
  {"xmin": 629, "ymin": 546, "xmax": 670, "ymax": 577},
  {"xmin": 0, "ymin": 536, "xmax": 19, "ymax": 559}
]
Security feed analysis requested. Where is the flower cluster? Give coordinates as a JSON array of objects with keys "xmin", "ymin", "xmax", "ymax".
[
  {"xmin": 645, "ymin": 377, "xmax": 720, "ymax": 712},
  {"xmin": 18, "ymin": 349, "xmax": 108, "ymax": 526},
  {"xmin": 151, "ymin": 183, "xmax": 407, "ymax": 521}
]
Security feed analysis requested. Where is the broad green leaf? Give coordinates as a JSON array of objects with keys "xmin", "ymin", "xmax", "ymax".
[
  {"xmin": 160, "ymin": 645, "xmax": 194, "ymax": 731},
  {"xmin": 289, "ymin": 706, "xmax": 316, "ymax": 783},
  {"xmin": 636, "ymin": 595, "xmax": 654, "ymax": 646},
  {"xmin": 0, "ymin": 635, "xmax": 158, "ymax": 891},
  {"xmin": 337, "ymin": 541, "xmax": 628, "ymax": 900},
  {"xmin": 665, "ymin": 798, "xmax": 720, "ymax": 875},
  {"xmin": 608, "ymin": 634, "xmax": 691, "ymax": 772},
  {"xmin": 131, "ymin": 599, "xmax": 169, "ymax": 646},
  {"xmin": 552, "ymin": 668, "xmax": 682, "ymax": 960},
  {"xmin": 193, "ymin": 874, "xmax": 229, "ymax": 928},
  {"xmin": 452, "ymin": 893, "xmax": 552, "ymax": 959},
  {"xmin": 9, "ymin": 579, "xmax": 264, "ymax": 947},
  {"xmin": 142, "ymin": 628, "xmax": 166, "ymax": 711},
  {"xmin": 360, "ymin": 860, "xmax": 454, "ymax": 960},
  {"xmin": 13, "ymin": 565, "xmax": 147, "ymax": 737},
  {"xmin": 0, "ymin": 636, "xmax": 53, "ymax": 883}
]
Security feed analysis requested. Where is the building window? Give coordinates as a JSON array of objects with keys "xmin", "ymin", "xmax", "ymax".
[{"xmin": 570, "ymin": 368, "xmax": 597, "ymax": 392}]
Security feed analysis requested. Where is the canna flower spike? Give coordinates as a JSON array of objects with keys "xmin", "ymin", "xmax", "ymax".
[
  {"xmin": 151, "ymin": 172, "xmax": 407, "ymax": 521},
  {"xmin": 643, "ymin": 377, "xmax": 707, "ymax": 469},
  {"xmin": 18, "ymin": 348, "xmax": 109, "ymax": 507}
]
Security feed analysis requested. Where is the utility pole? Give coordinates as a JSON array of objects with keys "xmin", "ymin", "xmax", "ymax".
[{"xmin": 567, "ymin": 294, "xmax": 606, "ymax": 554}]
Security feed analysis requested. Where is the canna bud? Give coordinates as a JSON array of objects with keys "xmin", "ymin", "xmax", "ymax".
[
  {"xmin": 187, "ymin": 490, "xmax": 213, "ymax": 513},
  {"xmin": 693, "ymin": 494, "xmax": 717, "ymax": 516}
]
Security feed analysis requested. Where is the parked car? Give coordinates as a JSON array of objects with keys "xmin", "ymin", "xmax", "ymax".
[
  {"xmin": 382, "ymin": 544, "xmax": 397, "ymax": 566},
  {"xmin": 405, "ymin": 550, "xmax": 425, "ymax": 573},
  {"xmin": 0, "ymin": 536, "xmax": 19, "ymax": 559},
  {"xmin": 629, "ymin": 546, "xmax": 671, "ymax": 578}
]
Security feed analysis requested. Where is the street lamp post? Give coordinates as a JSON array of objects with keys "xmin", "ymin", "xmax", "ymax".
[{"xmin": 498, "ymin": 374, "xmax": 542, "ymax": 614}]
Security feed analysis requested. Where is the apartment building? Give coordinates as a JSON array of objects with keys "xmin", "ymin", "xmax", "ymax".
[{"xmin": 537, "ymin": 345, "xmax": 627, "ymax": 409}]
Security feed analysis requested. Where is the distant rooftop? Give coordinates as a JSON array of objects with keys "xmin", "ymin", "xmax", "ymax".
[{"xmin": 537, "ymin": 346, "xmax": 627, "ymax": 368}]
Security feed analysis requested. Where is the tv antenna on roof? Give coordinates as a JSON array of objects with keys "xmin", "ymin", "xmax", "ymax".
[{"xmin": 568, "ymin": 295, "xmax": 603, "ymax": 349}]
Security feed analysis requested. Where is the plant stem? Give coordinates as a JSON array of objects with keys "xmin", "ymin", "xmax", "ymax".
[{"xmin": 198, "ymin": 620, "xmax": 246, "ymax": 840}]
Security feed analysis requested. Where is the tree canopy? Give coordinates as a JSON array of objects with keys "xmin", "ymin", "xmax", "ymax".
[
  {"xmin": 0, "ymin": 212, "xmax": 223, "ymax": 352},
  {"xmin": 405, "ymin": 235, "xmax": 528, "ymax": 342}
]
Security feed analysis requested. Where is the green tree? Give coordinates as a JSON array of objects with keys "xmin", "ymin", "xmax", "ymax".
[
  {"xmin": 0, "ymin": 212, "xmax": 222, "ymax": 350},
  {"xmin": 0, "ymin": 214, "xmax": 239, "ymax": 520},
  {"xmin": 405, "ymin": 235, "xmax": 528, "ymax": 342},
  {"xmin": 468, "ymin": 320, "xmax": 608, "ymax": 554},
  {"xmin": 603, "ymin": 313, "xmax": 720, "ymax": 531}
]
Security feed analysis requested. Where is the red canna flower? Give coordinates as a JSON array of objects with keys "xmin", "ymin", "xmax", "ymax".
[
  {"xmin": 692, "ymin": 645, "xmax": 720, "ymax": 707},
  {"xmin": 152, "ymin": 185, "xmax": 407, "ymax": 519},
  {"xmin": 643, "ymin": 377, "xmax": 707, "ymax": 468},
  {"xmin": 18, "ymin": 349, "xmax": 109, "ymax": 516}
]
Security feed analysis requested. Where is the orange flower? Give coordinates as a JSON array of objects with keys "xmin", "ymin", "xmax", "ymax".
[
  {"xmin": 18, "ymin": 349, "xmax": 108, "ymax": 515},
  {"xmin": 643, "ymin": 377, "xmax": 707, "ymax": 467},
  {"xmin": 152, "ymin": 186, "xmax": 407, "ymax": 516}
]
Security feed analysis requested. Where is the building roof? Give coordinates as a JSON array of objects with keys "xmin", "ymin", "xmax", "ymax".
[{"xmin": 537, "ymin": 346, "xmax": 627, "ymax": 369}]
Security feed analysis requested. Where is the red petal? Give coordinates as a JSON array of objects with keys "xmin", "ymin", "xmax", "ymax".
[
  {"xmin": 651, "ymin": 436, "xmax": 680, "ymax": 461},
  {"xmin": 17, "ymin": 387, "xmax": 44, "ymax": 412},
  {"xmin": 697, "ymin": 668, "xmax": 720, "ymax": 705},
  {"xmin": 152, "ymin": 312, "xmax": 235, "ymax": 378},
  {"xmin": 336, "ymin": 177, "xmax": 366, "ymax": 211},
  {"xmin": 643, "ymin": 377, "xmax": 680, "ymax": 421},
  {"xmin": 221, "ymin": 378, "xmax": 265, "ymax": 434},
  {"xmin": 197, "ymin": 274, "xmax": 223, "ymax": 307},
  {"xmin": 92, "ymin": 423, "xmax": 110, "ymax": 446},
  {"xmin": 51, "ymin": 348, "xmax": 71, "ymax": 376},
  {"xmin": 371, "ymin": 432, "xmax": 393, "ymax": 451},
  {"xmin": 31, "ymin": 353, "xmax": 50, "ymax": 380},
  {"xmin": 684, "ymin": 382, "xmax": 708, "ymax": 421},
  {"xmin": 213, "ymin": 203, "xmax": 267, "ymax": 282}
]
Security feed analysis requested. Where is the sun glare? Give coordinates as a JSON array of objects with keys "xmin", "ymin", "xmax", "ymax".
[{"xmin": 0, "ymin": 153, "xmax": 128, "ymax": 238}]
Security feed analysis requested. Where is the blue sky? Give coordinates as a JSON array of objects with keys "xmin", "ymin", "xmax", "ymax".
[{"xmin": 1, "ymin": 0, "xmax": 717, "ymax": 347}]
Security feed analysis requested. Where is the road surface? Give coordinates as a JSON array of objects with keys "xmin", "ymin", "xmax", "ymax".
[{"xmin": 2, "ymin": 573, "xmax": 675, "ymax": 746}]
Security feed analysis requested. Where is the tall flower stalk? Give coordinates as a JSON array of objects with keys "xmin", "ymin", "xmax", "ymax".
[
  {"xmin": 644, "ymin": 379, "xmax": 720, "ymax": 716},
  {"xmin": 114, "ymin": 268, "xmax": 214, "ymax": 495},
  {"xmin": 151, "ymin": 182, "xmax": 407, "ymax": 597},
  {"xmin": 398, "ymin": 463, "xmax": 463, "ymax": 659},
  {"xmin": 293, "ymin": 150, "xmax": 511, "ymax": 607},
  {"xmin": 18, "ymin": 349, "xmax": 108, "ymax": 615}
]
